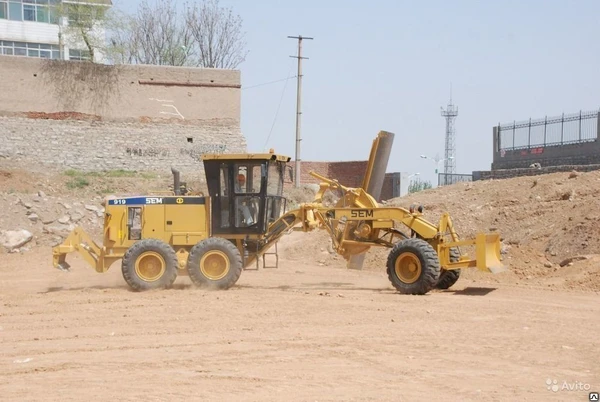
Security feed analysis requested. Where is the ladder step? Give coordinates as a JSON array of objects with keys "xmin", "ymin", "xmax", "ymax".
[{"xmin": 262, "ymin": 243, "xmax": 279, "ymax": 269}]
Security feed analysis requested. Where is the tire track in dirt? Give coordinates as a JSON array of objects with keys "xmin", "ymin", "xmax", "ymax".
[{"xmin": 2, "ymin": 250, "xmax": 600, "ymax": 401}]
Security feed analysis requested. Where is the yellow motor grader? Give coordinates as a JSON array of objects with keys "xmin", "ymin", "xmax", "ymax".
[{"xmin": 52, "ymin": 135, "xmax": 505, "ymax": 295}]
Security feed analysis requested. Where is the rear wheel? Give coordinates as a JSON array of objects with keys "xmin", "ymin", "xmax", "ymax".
[
  {"xmin": 187, "ymin": 237, "xmax": 243, "ymax": 289},
  {"xmin": 436, "ymin": 248, "xmax": 461, "ymax": 290},
  {"xmin": 386, "ymin": 238, "xmax": 440, "ymax": 295},
  {"xmin": 121, "ymin": 239, "xmax": 178, "ymax": 291}
]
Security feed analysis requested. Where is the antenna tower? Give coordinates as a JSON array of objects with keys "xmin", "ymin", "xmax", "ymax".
[{"xmin": 440, "ymin": 90, "xmax": 458, "ymax": 185}]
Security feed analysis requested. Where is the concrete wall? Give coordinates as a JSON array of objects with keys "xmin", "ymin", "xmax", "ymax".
[
  {"xmin": 491, "ymin": 125, "xmax": 600, "ymax": 170},
  {"xmin": 474, "ymin": 164, "xmax": 600, "ymax": 181},
  {"xmin": 0, "ymin": 19, "xmax": 60, "ymax": 45},
  {"xmin": 381, "ymin": 173, "xmax": 400, "ymax": 201},
  {"xmin": 0, "ymin": 55, "xmax": 240, "ymax": 125},
  {"xmin": 491, "ymin": 141, "xmax": 600, "ymax": 170}
]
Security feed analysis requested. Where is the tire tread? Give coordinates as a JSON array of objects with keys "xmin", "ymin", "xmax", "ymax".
[
  {"xmin": 187, "ymin": 237, "xmax": 243, "ymax": 290},
  {"xmin": 121, "ymin": 238, "xmax": 178, "ymax": 291},
  {"xmin": 386, "ymin": 238, "xmax": 440, "ymax": 295}
]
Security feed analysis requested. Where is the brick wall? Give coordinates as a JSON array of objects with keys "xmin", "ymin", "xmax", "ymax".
[
  {"xmin": 286, "ymin": 161, "xmax": 331, "ymax": 187},
  {"xmin": 286, "ymin": 160, "xmax": 398, "ymax": 201},
  {"xmin": 327, "ymin": 161, "xmax": 368, "ymax": 188},
  {"xmin": 0, "ymin": 55, "xmax": 240, "ymax": 125},
  {"xmin": 286, "ymin": 161, "xmax": 368, "ymax": 188}
]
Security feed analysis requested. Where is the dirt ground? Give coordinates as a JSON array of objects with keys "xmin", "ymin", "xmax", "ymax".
[
  {"xmin": 0, "ymin": 238, "xmax": 598, "ymax": 401},
  {"xmin": 1, "ymin": 163, "xmax": 599, "ymax": 401}
]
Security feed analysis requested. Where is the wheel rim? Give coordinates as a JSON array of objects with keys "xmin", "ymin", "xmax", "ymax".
[
  {"xmin": 200, "ymin": 251, "xmax": 230, "ymax": 280},
  {"xmin": 395, "ymin": 252, "xmax": 422, "ymax": 284},
  {"xmin": 135, "ymin": 251, "xmax": 166, "ymax": 282}
]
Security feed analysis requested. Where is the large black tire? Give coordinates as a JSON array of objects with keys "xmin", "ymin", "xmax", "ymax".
[
  {"xmin": 386, "ymin": 238, "xmax": 440, "ymax": 295},
  {"xmin": 187, "ymin": 237, "xmax": 243, "ymax": 290},
  {"xmin": 121, "ymin": 239, "xmax": 178, "ymax": 291},
  {"xmin": 436, "ymin": 248, "xmax": 461, "ymax": 290}
]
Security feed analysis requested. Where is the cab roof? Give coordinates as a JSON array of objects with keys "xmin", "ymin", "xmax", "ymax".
[{"xmin": 201, "ymin": 150, "xmax": 291, "ymax": 162}]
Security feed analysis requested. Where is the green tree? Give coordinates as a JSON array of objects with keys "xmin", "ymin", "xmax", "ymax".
[
  {"xmin": 54, "ymin": 1, "xmax": 114, "ymax": 63},
  {"xmin": 408, "ymin": 178, "xmax": 433, "ymax": 193}
]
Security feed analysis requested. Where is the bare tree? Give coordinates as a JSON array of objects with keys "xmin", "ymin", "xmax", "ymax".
[
  {"xmin": 123, "ymin": 0, "xmax": 196, "ymax": 66},
  {"xmin": 184, "ymin": 0, "xmax": 248, "ymax": 69},
  {"xmin": 107, "ymin": 0, "xmax": 247, "ymax": 68},
  {"xmin": 103, "ymin": 8, "xmax": 137, "ymax": 65}
]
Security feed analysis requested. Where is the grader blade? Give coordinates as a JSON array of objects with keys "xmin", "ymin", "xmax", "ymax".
[{"xmin": 476, "ymin": 233, "xmax": 506, "ymax": 274}]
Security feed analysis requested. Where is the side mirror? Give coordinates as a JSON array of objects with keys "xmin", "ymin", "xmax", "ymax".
[{"xmin": 287, "ymin": 165, "xmax": 294, "ymax": 182}]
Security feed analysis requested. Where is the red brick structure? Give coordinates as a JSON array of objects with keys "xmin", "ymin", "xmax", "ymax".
[{"xmin": 286, "ymin": 161, "xmax": 399, "ymax": 201}]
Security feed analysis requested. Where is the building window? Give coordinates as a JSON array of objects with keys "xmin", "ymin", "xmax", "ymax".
[
  {"xmin": 8, "ymin": 1, "xmax": 22, "ymax": 21},
  {"xmin": 69, "ymin": 48, "xmax": 91, "ymax": 61},
  {"xmin": 23, "ymin": 3, "xmax": 34, "ymax": 20},
  {"xmin": 0, "ymin": 40, "xmax": 60, "ymax": 59},
  {"xmin": 0, "ymin": 0, "xmax": 55, "ymax": 23}
]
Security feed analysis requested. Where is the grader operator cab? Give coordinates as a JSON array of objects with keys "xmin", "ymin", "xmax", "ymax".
[
  {"xmin": 203, "ymin": 152, "xmax": 292, "ymax": 235},
  {"xmin": 52, "ymin": 133, "xmax": 506, "ymax": 295}
]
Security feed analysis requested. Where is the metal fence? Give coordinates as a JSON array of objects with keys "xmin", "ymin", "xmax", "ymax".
[
  {"xmin": 438, "ymin": 173, "xmax": 473, "ymax": 186},
  {"xmin": 497, "ymin": 109, "xmax": 599, "ymax": 151}
]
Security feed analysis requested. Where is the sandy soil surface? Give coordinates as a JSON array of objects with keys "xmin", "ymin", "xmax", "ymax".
[
  {"xmin": 1, "ymin": 242, "xmax": 599, "ymax": 402},
  {"xmin": 1, "ymin": 163, "xmax": 600, "ymax": 401}
]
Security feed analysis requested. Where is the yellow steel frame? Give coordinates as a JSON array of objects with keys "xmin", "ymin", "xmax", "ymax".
[{"xmin": 51, "ymin": 155, "xmax": 504, "ymax": 278}]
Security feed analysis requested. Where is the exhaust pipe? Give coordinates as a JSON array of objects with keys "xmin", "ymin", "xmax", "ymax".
[{"xmin": 171, "ymin": 167, "xmax": 181, "ymax": 195}]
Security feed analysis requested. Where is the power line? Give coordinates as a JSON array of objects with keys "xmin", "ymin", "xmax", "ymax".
[
  {"xmin": 262, "ymin": 63, "xmax": 296, "ymax": 151},
  {"xmin": 242, "ymin": 76, "xmax": 297, "ymax": 90}
]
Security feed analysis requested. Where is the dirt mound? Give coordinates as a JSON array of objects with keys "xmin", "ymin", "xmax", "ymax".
[
  {"xmin": 278, "ymin": 230, "xmax": 341, "ymax": 266},
  {"xmin": 1, "ymin": 160, "xmax": 598, "ymax": 292},
  {"xmin": 0, "ymin": 162, "xmax": 178, "ymax": 254},
  {"xmin": 278, "ymin": 170, "xmax": 600, "ymax": 292},
  {"xmin": 283, "ymin": 184, "xmax": 340, "ymax": 210}
]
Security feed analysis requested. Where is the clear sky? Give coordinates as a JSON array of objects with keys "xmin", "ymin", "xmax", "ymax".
[{"xmin": 114, "ymin": 0, "xmax": 600, "ymax": 186}]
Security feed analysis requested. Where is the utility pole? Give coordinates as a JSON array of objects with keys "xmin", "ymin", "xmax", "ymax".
[{"xmin": 288, "ymin": 35, "xmax": 313, "ymax": 188}]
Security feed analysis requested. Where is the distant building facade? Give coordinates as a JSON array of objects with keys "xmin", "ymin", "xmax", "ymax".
[{"xmin": 0, "ymin": 0, "xmax": 111, "ymax": 63}]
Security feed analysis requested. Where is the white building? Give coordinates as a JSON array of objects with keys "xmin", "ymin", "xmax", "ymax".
[{"xmin": 0, "ymin": 0, "xmax": 111, "ymax": 63}]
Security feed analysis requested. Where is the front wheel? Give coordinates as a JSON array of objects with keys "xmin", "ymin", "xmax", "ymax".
[
  {"xmin": 187, "ymin": 237, "xmax": 243, "ymax": 290},
  {"xmin": 386, "ymin": 238, "xmax": 440, "ymax": 295}
]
